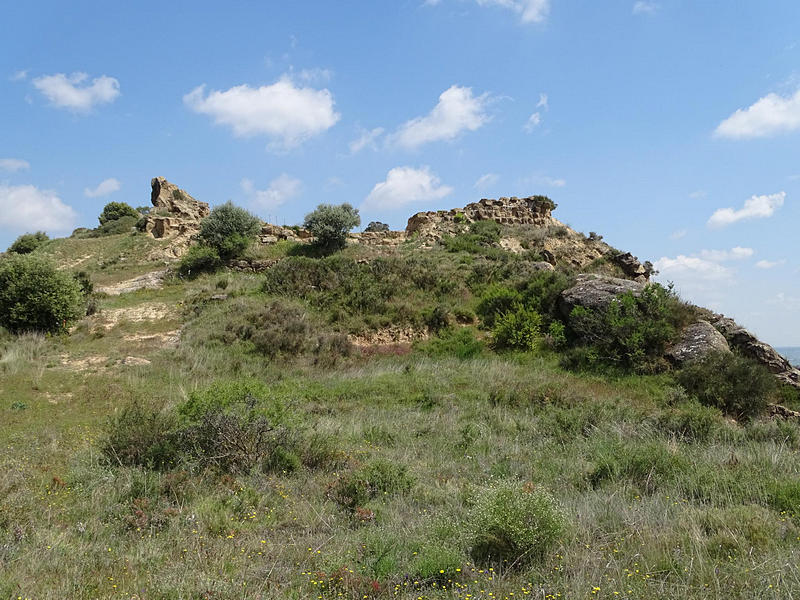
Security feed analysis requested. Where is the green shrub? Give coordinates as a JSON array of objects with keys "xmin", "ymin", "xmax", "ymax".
[
  {"xmin": 676, "ymin": 352, "xmax": 777, "ymax": 420},
  {"xmin": 545, "ymin": 321, "xmax": 567, "ymax": 349},
  {"xmin": 441, "ymin": 220, "xmax": 505, "ymax": 257},
  {"xmin": 211, "ymin": 299, "xmax": 352, "ymax": 362},
  {"xmin": 7, "ymin": 231, "xmax": 48, "ymax": 254},
  {"xmin": 418, "ymin": 327, "xmax": 485, "ymax": 359},
  {"xmin": 0, "ymin": 254, "xmax": 84, "ymax": 333},
  {"xmin": 198, "ymin": 201, "xmax": 261, "ymax": 259},
  {"xmin": 303, "ymin": 203, "xmax": 361, "ymax": 254},
  {"xmin": 178, "ymin": 244, "xmax": 222, "ymax": 277},
  {"xmin": 492, "ymin": 305, "xmax": 542, "ymax": 351},
  {"xmin": 476, "ymin": 285, "xmax": 522, "ymax": 328},
  {"xmin": 103, "ymin": 380, "xmax": 334, "ymax": 475},
  {"xmin": 95, "ymin": 214, "xmax": 138, "ymax": 236},
  {"xmin": 178, "ymin": 379, "xmax": 291, "ymax": 425},
  {"xmin": 102, "ymin": 402, "xmax": 179, "ymax": 469},
  {"xmin": 99, "ymin": 201, "xmax": 139, "ymax": 225},
  {"xmin": 518, "ymin": 271, "xmax": 572, "ymax": 322},
  {"xmin": 568, "ymin": 284, "xmax": 679, "ymax": 373},
  {"xmin": 467, "ymin": 483, "xmax": 566, "ymax": 565},
  {"xmin": 332, "ymin": 459, "xmax": 414, "ymax": 510}
]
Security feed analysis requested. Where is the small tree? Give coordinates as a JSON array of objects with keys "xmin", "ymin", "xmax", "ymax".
[
  {"xmin": 8, "ymin": 231, "xmax": 49, "ymax": 254},
  {"xmin": 364, "ymin": 221, "xmax": 389, "ymax": 233},
  {"xmin": 197, "ymin": 201, "xmax": 261, "ymax": 260},
  {"xmin": 99, "ymin": 202, "xmax": 140, "ymax": 225},
  {"xmin": 0, "ymin": 254, "xmax": 84, "ymax": 333},
  {"xmin": 303, "ymin": 203, "xmax": 360, "ymax": 253}
]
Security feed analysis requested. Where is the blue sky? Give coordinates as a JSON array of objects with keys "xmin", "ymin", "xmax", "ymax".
[{"xmin": 1, "ymin": 1, "xmax": 799, "ymax": 344}]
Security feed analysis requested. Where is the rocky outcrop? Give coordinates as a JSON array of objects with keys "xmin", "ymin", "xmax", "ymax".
[
  {"xmin": 259, "ymin": 224, "xmax": 313, "ymax": 245},
  {"xmin": 712, "ymin": 317, "xmax": 800, "ymax": 389},
  {"xmin": 558, "ymin": 274, "xmax": 646, "ymax": 317},
  {"xmin": 666, "ymin": 321, "xmax": 730, "ymax": 366},
  {"xmin": 404, "ymin": 196, "xmax": 651, "ymax": 282},
  {"xmin": 140, "ymin": 177, "xmax": 211, "ymax": 258},
  {"xmin": 611, "ymin": 252, "xmax": 654, "ymax": 282},
  {"xmin": 406, "ymin": 196, "xmax": 556, "ymax": 242}
]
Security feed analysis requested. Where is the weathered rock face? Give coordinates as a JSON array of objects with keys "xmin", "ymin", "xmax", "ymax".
[
  {"xmin": 139, "ymin": 178, "xmax": 211, "ymax": 259},
  {"xmin": 666, "ymin": 321, "xmax": 730, "ymax": 366},
  {"xmin": 558, "ymin": 274, "xmax": 646, "ymax": 317},
  {"xmin": 406, "ymin": 196, "xmax": 556, "ymax": 242},
  {"xmin": 259, "ymin": 223, "xmax": 313, "ymax": 245},
  {"xmin": 713, "ymin": 317, "xmax": 800, "ymax": 389}
]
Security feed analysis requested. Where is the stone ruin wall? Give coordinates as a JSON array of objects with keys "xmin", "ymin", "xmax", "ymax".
[{"xmin": 405, "ymin": 196, "xmax": 556, "ymax": 241}]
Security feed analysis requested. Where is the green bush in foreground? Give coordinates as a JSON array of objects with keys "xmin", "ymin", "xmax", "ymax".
[
  {"xmin": 7, "ymin": 231, "xmax": 49, "ymax": 254},
  {"xmin": 177, "ymin": 244, "xmax": 223, "ymax": 277},
  {"xmin": 0, "ymin": 254, "xmax": 84, "ymax": 333},
  {"xmin": 198, "ymin": 201, "xmax": 261, "ymax": 259},
  {"xmin": 303, "ymin": 203, "xmax": 361, "ymax": 254},
  {"xmin": 467, "ymin": 483, "xmax": 566, "ymax": 565},
  {"xmin": 676, "ymin": 351, "xmax": 777, "ymax": 420},
  {"xmin": 492, "ymin": 305, "xmax": 542, "ymax": 351}
]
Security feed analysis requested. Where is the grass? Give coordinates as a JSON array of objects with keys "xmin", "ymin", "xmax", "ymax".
[{"xmin": 1, "ymin": 238, "xmax": 799, "ymax": 599}]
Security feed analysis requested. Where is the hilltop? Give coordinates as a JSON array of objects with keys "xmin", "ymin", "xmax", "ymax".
[{"xmin": 2, "ymin": 177, "xmax": 800, "ymax": 599}]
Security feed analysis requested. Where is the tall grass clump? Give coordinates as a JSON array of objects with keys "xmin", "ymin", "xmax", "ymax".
[{"xmin": 467, "ymin": 483, "xmax": 566, "ymax": 566}]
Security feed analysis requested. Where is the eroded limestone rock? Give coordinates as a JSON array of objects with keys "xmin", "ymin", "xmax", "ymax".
[{"xmin": 666, "ymin": 321, "xmax": 730, "ymax": 366}]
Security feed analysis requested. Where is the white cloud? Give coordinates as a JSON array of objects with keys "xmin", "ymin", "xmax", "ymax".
[
  {"xmin": 0, "ymin": 184, "xmax": 77, "ymax": 232},
  {"xmin": 10, "ymin": 70, "xmax": 27, "ymax": 82},
  {"xmin": 364, "ymin": 166, "xmax": 453, "ymax": 210},
  {"xmin": 707, "ymin": 191, "xmax": 785, "ymax": 228},
  {"xmin": 536, "ymin": 93, "xmax": 548, "ymax": 109},
  {"xmin": 524, "ymin": 112, "xmax": 542, "ymax": 132},
  {"xmin": 632, "ymin": 1, "xmax": 658, "ymax": 15},
  {"xmin": 527, "ymin": 174, "xmax": 566, "ymax": 187},
  {"xmin": 688, "ymin": 190, "xmax": 707, "ymax": 200},
  {"xmin": 698, "ymin": 247, "xmax": 754, "ymax": 261},
  {"xmin": 296, "ymin": 68, "xmax": 333, "ymax": 84},
  {"xmin": 32, "ymin": 72, "xmax": 120, "ymax": 112},
  {"xmin": 184, "ymin": 76, "xmax": 340, "ymax": 149},
  {"xmin": 474, "ymin": 173, "xmax": 499, "ymax": 189},
  {"xmin": 391, "ymin": 85, "xmax": 490, "ymax": 149},
  {"xmin": 349, "ymin": 127, "xmax": 385, "ymax": 154},
  {"xmin": 241, "ymin": 174, "xmax": 302, "ymax": 210},
  {"xmin": 669, "ymin": 229, "xmax": 687, "ymax": 240},
  {"xmin": 524, "ymin": 92, "xmax": 548, "ymax": 132},
  {"xmin": 654, "ymin": 255, "xmax": 733, "ymax": 282},
  {"xmin": 84, "ymin": 178, "xmax": 121, "ymax": 198},
  {"xmin": 0, "ymin": 158, "xmax": 30, "ymax": 172},
  {"xmin": 756, "ymin": 259, "xmax": 786, "ymax": 269},
  {"xmin": 475, "ymin": 0, "xmax": 550, "ymax": 23},
  {"xmin": 715, "ymin": 89, "xmax": 800, "ymax": 139}
]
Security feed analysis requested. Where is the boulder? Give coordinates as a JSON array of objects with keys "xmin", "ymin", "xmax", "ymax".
[
  {"xmin": 665, "ymin": 321, "xmax": 730, "ymax": 366},
  {"xmin": 611, "ymin": 252, "xmax": 653, "ymax": 282},
  {"xmin": 558, "ymin": 274, "xmax": 646, "ymax": 317},
  {"xmin": 713, "ymin": 317, "xmax": 800, "ymax": 389}
]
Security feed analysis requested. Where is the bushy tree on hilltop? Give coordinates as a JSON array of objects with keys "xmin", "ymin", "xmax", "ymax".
[
  {"xmin": 303, "ymin": 203, "xmax": 360, "ymax": 254},
  {"xmin": 7, "ymin": 231, "xmax": 49, "ymax": 254},
  {"xmin": 99, "ymin": 202, "xmax": 140, "ymax": 225},
  {"xmin": 0, "ymin": 254, "xmax": 84, "ymax": 333},
  {"xmin": 197, "ymin": 201, "xmax": 261, "ymax": 260}
]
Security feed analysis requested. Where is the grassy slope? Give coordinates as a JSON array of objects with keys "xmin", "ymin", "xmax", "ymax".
[{"xmin": 2, "ymin": 235, "xmax": 800, "ymax": 599}]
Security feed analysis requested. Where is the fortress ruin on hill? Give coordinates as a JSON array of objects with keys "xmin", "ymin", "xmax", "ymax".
[{"xmin": 141, "ymin": 177, "xmax": 653, "ymax": 281}]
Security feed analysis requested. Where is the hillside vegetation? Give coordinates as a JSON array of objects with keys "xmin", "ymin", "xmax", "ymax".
[{"xmin": 2, "ymin": 198, "xmax": 800, "ymax": 600}]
